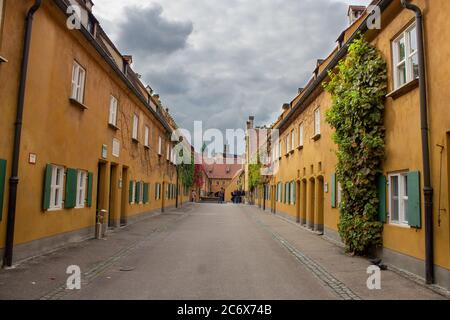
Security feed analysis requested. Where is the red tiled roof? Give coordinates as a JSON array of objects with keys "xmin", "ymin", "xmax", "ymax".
[{"xmin": 204, "ymin": 163, "xmax": 243, "ymax": 180}]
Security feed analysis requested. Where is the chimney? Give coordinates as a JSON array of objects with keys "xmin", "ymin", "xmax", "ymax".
[
  {"xmin": 248, "ymin": 116, "xmax": 255, "ymax": 129},
  {"xmin": 84, "ymin": 0, "xmax": 94, "ymax": 12},
  {"xmin": 298, "ymin": 88, "xmax": 304, "ymax": 94},
  {"xmin": 282, "ymin": 103, "xmax": 290, "ymax": 111},
  {"xmin": 347, "ymin": 5, "xmax": 366, "ymax": 25},
  {"xmin": 123, "ymin": 55, "xmax": 133, "ymax": 66}
]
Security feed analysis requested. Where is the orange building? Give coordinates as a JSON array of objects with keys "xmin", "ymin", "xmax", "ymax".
[{"xmin": 0, "ymin": 0, "xmax": 190, "ymax": 266}]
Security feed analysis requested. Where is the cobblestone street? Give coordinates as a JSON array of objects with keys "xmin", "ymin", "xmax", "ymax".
[{"xmin": 0, "ymin": 204, "xmax": 446, "ymax": 300}]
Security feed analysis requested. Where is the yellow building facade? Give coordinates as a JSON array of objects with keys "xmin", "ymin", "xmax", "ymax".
[
  {"xmin": 251, "ymin": 0, "xmax": 450, "ymax": 289},
  {"xmin": 0, "ymin": 0, "xmax": 190, "ymax": 265}
]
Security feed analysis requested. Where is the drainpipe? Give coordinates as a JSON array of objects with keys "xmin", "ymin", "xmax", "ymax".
[
  {"xmin": 3, "ymin": 0, "xmax": 42, "ymax": 268},
  {"xmin": 175, "ymin": 166, "xmax": 179, "ymax": 209},
  {"xmin": 401, "ymin": 0, "xmax": 434, "ymax": 284}
]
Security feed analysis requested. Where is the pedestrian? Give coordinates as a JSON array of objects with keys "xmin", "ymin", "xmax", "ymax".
[{"xmin": 191, "ymin": 190, "xmax": 197, "ymax": 203}]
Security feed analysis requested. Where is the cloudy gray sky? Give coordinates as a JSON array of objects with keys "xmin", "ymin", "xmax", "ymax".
[{"xmin": 93, "ymin": 0, "xmax": 370, "ymax": 142}]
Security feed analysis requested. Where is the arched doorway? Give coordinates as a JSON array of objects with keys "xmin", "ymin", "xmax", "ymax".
[
  {"xmin": 296, "ymin": 180, "xmax": 301, "ymax": 223},
  {"xmin": 315, "ymin": 176, "xmax": 325, "ymax": 234},
  {"xmin": 308, "ymin": 178, "xmax": 315, "ymax": 229},
  {"xmin": 301, "ymin": 179, "xmax": 307, "ymax": 225}
]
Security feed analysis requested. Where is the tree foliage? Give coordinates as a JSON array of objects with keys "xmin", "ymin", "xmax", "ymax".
[{"xmin": 324, "ymin": 35, "xmax": 387, "ymax": 255}]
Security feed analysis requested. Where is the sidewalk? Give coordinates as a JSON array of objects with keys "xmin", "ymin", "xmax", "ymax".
[
  {"xmin": 242, "ymin": 205, "xmax": 448, "ymax": 300},
  {"xmin": 0, "ymin": 205, "xmax": 192, "ymax": 300}
]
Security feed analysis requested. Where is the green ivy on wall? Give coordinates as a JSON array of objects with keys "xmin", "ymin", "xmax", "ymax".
[{"xmin": 324, "ymin": 35, "xmax": 387, "ymax": 255}]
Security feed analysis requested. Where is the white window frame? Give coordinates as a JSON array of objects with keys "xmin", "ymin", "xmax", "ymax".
[
  {"xmin": 131, "ymin": 181, "xmax": 136, "ymax": 205},
  {"xmin": 132, "ymin": 114, "xmax": 139, "ymax": 141},
  {"xmin": 108, "ymin": 96, "xmax": 118, "ymax": 126},
  {"xmin": 0, "ymin": 0, "xmax": 4, "ymax": 43},
  {"xmin": 144, "ymin": 126, "xmax": 150, "ymax": 147},
  {"xmin": 49, "ymin": 165, "xmax": 65, "ymax": 210},
  {"xmin": 388, "ymin": 172, "xmax": 409, "ymax": 226},
  {"xmin": 285, "ymin": 136, "xmax": 289, "ymax": 155},
  {"xmin": 337, "ymin": 182, "xmax": 343, "ymax": 205},
  {"xmin": 299, "ymin": 123, "xmax": 304, "ymax": 147},
  {"xmin": 158, "ymin": 137, "xmax": 162, "ymax": 155},
  {"xmin": 166, "ymin": 143, "xmax": 170, "ymax": 160},
  {"xmin": 71, "ymin": 61, "xmax": 86, "ymax": 103},
  {"xmin": 314, "ymin": 108, "xmax": 321, "ymax": 135},
  {"xmin": 138, "ymin": 182, "xmax": 144, "ymax": 204},
  {"xmin": 290, "ymin": 130, "xmax": 295, "ymax": 152},
  {"xmin": 392, "ymin": 23, "xmax": 418, "ymax": 90},
  {"xmin": 76, "ymin": 170, "xmax": 87, "ymax": 208}
]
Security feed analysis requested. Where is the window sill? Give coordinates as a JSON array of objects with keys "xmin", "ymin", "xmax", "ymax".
[
  {"xmin": 69, "ymin": 98, "xmax": 88, "ymax": 111},
  {"xmin": 289, "ymin": 150, "xmax": 295, "ymax": 155},
  {"xmin": 144, "ymin": 145, "xmax": 150, "ymax": 150},
  {"xmin": 311, "ymin": 133, "xmax": 321, "ymax": 141},
  {"xmin": 108, "ymin": 123, "xmax": 120, "ymax": 131},
  {"xmin": 387, "ymin": 78, "xmax": 419, "ymax": 100},
  {"xmin": 297, "ymin": 145, "xmax": 304, "ymax": 150},
  {"xmin": 131, "ymin": 138, "xmax": 139, "ymax": 144},
  {"xmin": 46, "ymin": 207, "xmax": 62, "ymax": 212},
  {"xmin": 0, "ymin": 55, "xmax": 8, "ymax": 63},
  {"xmin": 388, "ymin": 222, "xmax": 411, "ymax": 229}
]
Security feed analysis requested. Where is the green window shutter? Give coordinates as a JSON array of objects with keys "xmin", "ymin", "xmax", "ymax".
[
  {"xmin": 64, "ymin": 168, "xmax": 77, "ymax": 209},
  {"xmin": 143, "ymin": 183, "xmax": 149, "ymax": 204},
  {"xmin": 43, "ymin": 164, "xmax": 53, "ymax": 211},
  {"xmin": 377, "ymin": 175, "xmax": 387, "ymax": 223},
  {"xmin": 155, "ymin": 183, "xmax": 158, "ymax": 200},
  {"xmin": 129, "ymin": 181, "xmax": 134, "ymax": 203},
  {"xmin": 331, "ymin": 173, "xmax": 337, "ymax": 208},
  {"xmin": 0, "ymin": 159, "xmax": 7, "ymax": 220},
  {"xmin": 407, "ymin": 171, "xmax": 421, "ymax": 228},
  {"xmin": 87, "ymin": 172, "xmax": 93, "ymax": 207},
  {"xmin": 136, "ymin": 181, "xmax": 141, "ymax": 203}
]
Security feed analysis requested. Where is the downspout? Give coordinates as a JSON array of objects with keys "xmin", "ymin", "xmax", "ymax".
[
  {"xmin": 401, "ymin": 0, "xmax": 434, "ymax": 284},
  {"xmin": 175, "ymin": 166, "xmax": 179, "ymax": 209},
  {"xmin": 3, "ymin": 0, "xmax": 42, "ymax": 268}
]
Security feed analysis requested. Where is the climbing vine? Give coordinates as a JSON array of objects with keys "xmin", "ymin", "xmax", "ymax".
[
  {"xmin": 324, "ymin": 35, "xmax": 387, "ymax": 255},
  {"xmin": 248, "ymin": 153, "xmax": 262, "ymax": 192}
]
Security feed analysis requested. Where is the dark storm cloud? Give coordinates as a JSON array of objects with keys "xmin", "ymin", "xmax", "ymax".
[
  {"xmin": 117, "ymin": 4, "xmax": 193, "ymax": 56},
  {"xmin": 99, "ymin": 0, "xmax": 368, "ymax": 136}
]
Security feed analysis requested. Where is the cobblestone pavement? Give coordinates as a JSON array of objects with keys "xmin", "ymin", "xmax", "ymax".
[{"xmin": 0, "ymin": 203, "xmax": 446, "ymax": 300}]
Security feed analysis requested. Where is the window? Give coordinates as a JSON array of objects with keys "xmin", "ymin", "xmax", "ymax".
[
  {"xmin": 392, "ymin": 23, "xmax": 418, "ymax": 89},
  {"xmin": 158, "ymin": 137, "xmax": 162, "ymax": 155},
  {"xmin": 285, "ymin": 136, "xmax": 290, "ymax": 155},
  {"xmin": 155, "ymin": 183, "xmax": 161, "ymax": 200},
  {"xmin": 144, "ymin": 126, "xmax": 150, "ymax": 147},
  {"xmin": 166, "ymin": 143, "xmax": 170, "ymax": 160},
  {"xmin": 277, "ymin": 141, "xmax": 281, "ymax": 159},
  {"xmin": 112, "ymin": 138, "xmax": 120, "ymax": 157},
  {"xmin": 50, "ymin": 166, "xmax": 65, "ymax": 210},
  {"xmin": 389, "ymin": 173, "xmax": 409, "ymax": 226},
  {"xmin": 76, "ymin": 171, "xmax": 87, "ymax": 208},
  {"xmin": 108, "ymin": 96, "xmax": 118, "ymax": 126},
  {"xmin": 0, "ymin": 0, "xmax": 4, "ymax": 45},
  {"xmin": 337, "ymin": 182, "xmax": 343, "ymax": 206},
  {"xmin": 138, "ymin": 182, "xmax": 144, "ymax": 204},
  {"xmin": 299, "ymin": 123, "xmax": 304, "ymax": 147},
  {"xmin": 130, "ymin": 181, "xmax": 136, "ymax": 204},
  {"xmin": 132, "ymin": 114, "xmax": 139, "ymax": 141},
  {"xmin": 71, "ymin": 61, "xmax": 86, "ymax": 103},
  {"xmin": 276, "ymin": 183, "xmax": 282, "ymax": 202},
  {"xmin": 314, "ymin": 108, "xmax": 321, "ymax": 135},
  {"xmin": 290, "ymin": 130, "xmax": 295, "ymax": 152}
]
